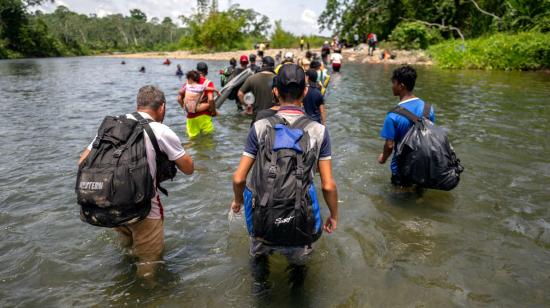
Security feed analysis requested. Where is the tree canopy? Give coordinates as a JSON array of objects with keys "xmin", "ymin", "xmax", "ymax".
[{"xmin": 319, "ymin": 0, "xmax": 550, "ymax": 40}]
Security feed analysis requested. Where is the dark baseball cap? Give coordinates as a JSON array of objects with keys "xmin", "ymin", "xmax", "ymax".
[
  {"xmin": 262, "ymin": 56, "xmax": 275, "ymax": 68},
  {"xmin": 275, "ymin": 63, "xmax": 305, "ymax": 90},
  {"xmin": 196, "ymin": 62, "xmax": 208, "ymax": 73},
  {"xmin": 249, "ymin": 54, "xmax": 256, "ymax": 62}
]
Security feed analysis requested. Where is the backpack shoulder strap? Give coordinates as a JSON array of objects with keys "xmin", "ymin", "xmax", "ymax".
[
  {"xmin": 390, "ymin": 106, "xmax": 421, "ymax": 123},
  {"xmin": 132, "ymin": 112, "xmax": 171, "ymax": 196},
  {"xmin": 265, "ymin": 114, "xmax": 286, "ymax": 127},
  {"xmin": 422, "ymin": 102, "xmax": 432, "ymax": 118},
  {"xmin": 132, "ymin": 112, "xmax": 161, "ymax": 155},
  {"xmin": 290, "ymin": 115, "xmax": 313, "ymax": 130}
]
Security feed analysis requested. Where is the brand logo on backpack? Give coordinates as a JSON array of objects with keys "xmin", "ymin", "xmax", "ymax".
[
  {"xmin": 79, "ymin": 181, "xmax": 104, "ymax": 190},
  {"xmin": 275, "ymin": 216, "xmax": 294, "ymax": 226}
]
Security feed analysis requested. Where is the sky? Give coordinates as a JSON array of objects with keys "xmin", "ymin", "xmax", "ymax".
[{"xmin": 38, "ymin": 0, "xmax": 330, "ymax": 36}]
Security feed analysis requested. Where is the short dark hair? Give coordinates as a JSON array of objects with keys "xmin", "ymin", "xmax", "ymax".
[
  {"xmin": 392, "ymin": 65, "xmax": 417, "ymax": 91},
  {"xmin": 186, "ymin": 70, "xmax": 201, "ymax": 83},
  {"xmin": 137, "ymin": 85, "xmax": 165, "ymax": 110},
  {"xmin": 306, "ymin": 69, "xmax": 318, "ymax": 83},
  {"xmin": 196, "ymin": 62, "xmax": 208, "ymax": 75},
  {"xmin": 229, "ymin": 57, "xmax": 236, "ymax": 66},
  {"xmin": 278, "ymin": 84, "xmax": 304, "ymax": 102}
]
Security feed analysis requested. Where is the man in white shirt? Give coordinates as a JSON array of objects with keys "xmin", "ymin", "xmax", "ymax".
[{"xmin": 79, "ymin": 85, "xmax": 194, "ymax": 278}]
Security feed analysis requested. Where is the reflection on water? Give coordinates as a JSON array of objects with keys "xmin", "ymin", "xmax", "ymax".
[{"xmin": 0, "ymin": 57, "xmax": 549, "ymax": 306}]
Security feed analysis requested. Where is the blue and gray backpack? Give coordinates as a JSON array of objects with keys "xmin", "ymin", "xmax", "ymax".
[{"xmin": 244, "ymin": 115, "xmax": 323, "ymax": 246}]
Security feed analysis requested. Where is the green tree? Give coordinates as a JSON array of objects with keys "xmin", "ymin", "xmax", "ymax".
[
  {"xmin": 270, "ymin": 20, "xmax": 296, "ymax": 48},
  {"xmin": 130, "ymin": 9, "xmax": 147, "ymax": 22}
]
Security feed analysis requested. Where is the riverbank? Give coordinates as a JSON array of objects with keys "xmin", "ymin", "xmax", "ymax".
[
  {"xmin": 103, "ymin": 46, "xmax": 433, "ymax": 66},
  {"xmin": 428, "ymin": 32, "xmax": 550, "ymax": 70}
]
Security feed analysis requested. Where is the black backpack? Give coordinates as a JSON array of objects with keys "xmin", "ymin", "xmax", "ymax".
[
  {"xmin": 243, "ymin": 115, "xmax": 323, "ymax": 246},
  {"xmin": 391, "ymin": 104, "xmax": 464, "ymax": 191},
  {"xmin": 76, "ymin": 112, "xmax": 176, "ymax": 227}
]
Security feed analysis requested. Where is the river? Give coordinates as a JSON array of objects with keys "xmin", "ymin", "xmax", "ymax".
[{"xmin": 0, "ymin": 57, "xmax": 549, "ymax": 307}]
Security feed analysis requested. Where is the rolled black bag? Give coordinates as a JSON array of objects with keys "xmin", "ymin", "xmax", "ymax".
[{"xmin": 392, "ymin": 105, "xmax": 464, "ymax": 191}]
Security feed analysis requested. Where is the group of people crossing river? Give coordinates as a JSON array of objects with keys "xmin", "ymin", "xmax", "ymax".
[{"xmin": 77, "ymin": 44, "xmax": 461, "ymax": 293}]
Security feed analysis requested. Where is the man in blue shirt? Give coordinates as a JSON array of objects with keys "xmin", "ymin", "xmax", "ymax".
[
  {"xmin": 378, "ymin": 65, "xmax": 435, "ymax": 186},
  {"xmin": 303, "ymin": 69, "xmax": 326, "ymax": 125}
]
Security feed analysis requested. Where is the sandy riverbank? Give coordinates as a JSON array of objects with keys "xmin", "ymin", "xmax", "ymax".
[{"xmin": 104, "ymin": 45, "xmax": 432, "ymax": 66}]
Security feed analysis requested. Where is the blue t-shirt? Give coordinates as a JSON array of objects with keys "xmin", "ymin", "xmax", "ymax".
[
  {"xmin": 244, "ymin": 107, "xmax": 331, "ymax": 161},
  {"xmin": 380, "ymin": 98, "xmax": 435, "ymax": 174},
  {"xmin": 303, "ymin": 85, "xmax": 324, "ymax": 123}
]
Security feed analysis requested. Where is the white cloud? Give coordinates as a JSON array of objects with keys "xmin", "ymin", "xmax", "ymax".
[{"xmin": 301, "ymin": 9, "xmax": 317, "ymax": 25}]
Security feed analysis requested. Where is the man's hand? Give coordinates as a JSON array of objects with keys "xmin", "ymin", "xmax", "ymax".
[
  {"xmin": 378, "ymin": 140, "xmax": 394, "ymax": 164},
  {"xmin": 324, "ymin": 216, "xmax": 337, "ymax": 233},
  {"xmin": 378, "ymin": 153, "xmax": 386, "ymax": 164},
  {"xmin": 231, "ymin": 200, "xmax": 242, "ymax": 213}
]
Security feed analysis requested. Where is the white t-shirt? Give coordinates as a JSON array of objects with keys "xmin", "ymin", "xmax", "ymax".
[
  {"xmin": 331, "ymin": 53, "xmax": 343, "ymax": 64},
  {"xmin": 87, "ymin": 111, "xmax": 185, "ymax": 219}
]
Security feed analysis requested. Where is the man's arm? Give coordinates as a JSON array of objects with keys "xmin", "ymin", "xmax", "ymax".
[
  {"xmin": 231, "ymin": 156, "xmax": 255, "ymax": 213},
  {"xmin": 319, "ymin": 104, "xmax": 327, "ymax": 126},
  {"xmin": 237, "ymin": 90, "xmax": 245, "ymax": 106},
  {"xmin": 177, "ymin": 89, "xmax": 185, "ymax": 109},
  {"xmin": 78, "ymin": 148, "xmax": 91, "ymax": 165},
  {"xmin": 207, "ymin": 90, "xmax": 216, "ymax": 115},
  {"xmin": 174, "ymin": 153, "xmax": 194, "ymax": 175},
  {"xmin": 378, "ymin": 139, "xmax": 394, "ymax": 164},
  {"xmin": 318, "ymin": 159, "xmax": 338, "ymax": 233},
  {"xmin": 237, "ymin": 78, "xmax": 252, "ymax": 106}
]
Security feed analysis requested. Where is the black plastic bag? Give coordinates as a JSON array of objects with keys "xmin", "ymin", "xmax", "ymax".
[{"xmin": 393, "ymin": 107, "xmax": 464, "ymax": 191}]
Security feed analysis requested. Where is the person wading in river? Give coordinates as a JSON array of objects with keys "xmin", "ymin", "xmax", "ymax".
[
  {"xmin": 238, "ymin": 56, "xmax": 276, "ymax": 117},
  {"xmin": 177, "ymin": 62, "xmax": 217, "ymax": 138},
  {"xmin": 231, "ymin": 64, "xmax": 339, "ymax": 293},
  {"xmin": 78, "ymin": 85, "xmax": 194, "ymax": 279},
  {"xmin": 378, "ymin": 65, "xmax": 435, "ymax": 186}
]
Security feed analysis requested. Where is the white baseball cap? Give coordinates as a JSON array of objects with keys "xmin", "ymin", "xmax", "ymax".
[{"xmin": 284, "ymin": 51, "xmax": 294, "ymax": 59}]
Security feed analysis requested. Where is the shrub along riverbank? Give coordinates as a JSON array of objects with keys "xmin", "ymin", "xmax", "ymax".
[{"xmin": 428, "ymin": 32, "xmax": 550, "ymax": 70}]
